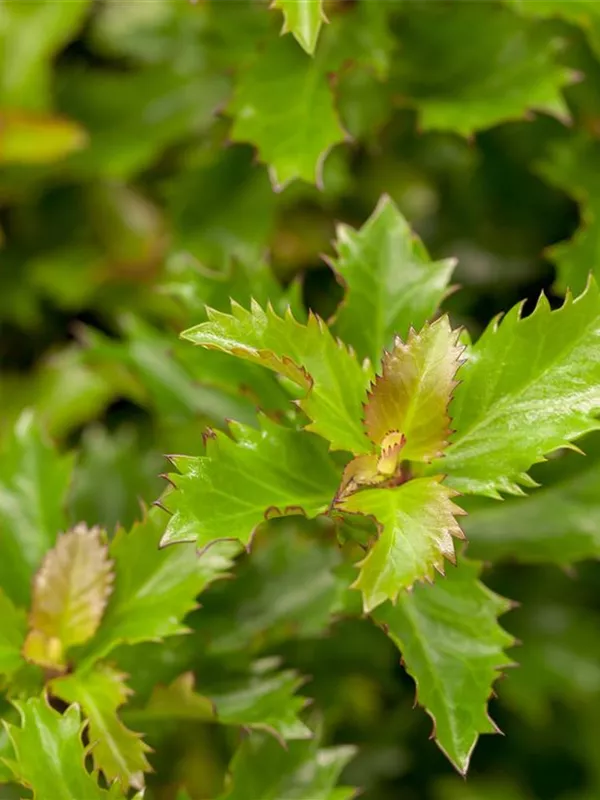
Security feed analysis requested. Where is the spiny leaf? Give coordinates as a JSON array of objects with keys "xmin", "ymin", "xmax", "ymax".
[
  {"xmin": 0, "ymin": 411, "xmax": 75, "ymax": 606},
  {"xmin": 161, "ymin": 417, "xmax": 340, "ymax": 548},
  {"xmin": 272, "ymin": 0, "xmax": 326, "ymax": 56},
  {"xmin": 373, "ymin": 559, "xmax": 515, "ymax": 774},
  {"xmin": 137, "ymin": 663, "xmax": 311, "ymax": 743},
  {"xmin": 23, "ymin": 524, "xmax": 114, "ymax": 671},
  {"xmin": 76, "ymin": 505, "xmax": 237, "ymax": 668},
  {"xmin": 364, "ymin": 317, "xmax": 464, "ymax": 462},
  {"xmin": 217, "ymin": 730, "xmax": 356, "ymax": 800},
  {"xmin": 0, "ymin": 589, "xmax": 27, "ymax": 681},
  {"xmin": 438, "ymin": 281, "xmax": 600, "ymax": 496},
  {"xmin": 182, "ymin": 301, "xmax": 372, "ymax": 453},
  {"xmin": 3, "ymin": 697, "xmax": 127, "ymax": 799},
  {"xmin": 52, "ymin": 664, "xmax": 151, "ymax": 791},
  {"xmin": 339, "ymin": 477, "xmax": 466, "ymax": 612},
  {"xmin": 229, "ymin": 36, "xmax": 345, "ymax": 189},
  {"xmin": 331, "ymin": 195, "xmax": 456, "ymax": 365}
]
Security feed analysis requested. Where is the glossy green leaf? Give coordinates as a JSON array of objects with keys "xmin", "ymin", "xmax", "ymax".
[
  {"xmin": 77, "ymin": 506, "xmax": 237, "ymax": 668},
  {"xmin": 465, "ymin": 452, "xmax": 600, "ymax": 564},
  {"xmin": 439, "ymin": 281, "xmax": 600, "ymax": 496},
  {"xmin": 162, "ymin": 417, "xmax": 340, "ymax": 548},
  {"xmin": 23, "ymin": 524, "xmax": 114, "ymax": 671},
  {"xmin": 272, "ymin": 0, "xmax": 326, "ymax": 55},
  {"xmin": 138, "ymin": 662, "xmax": 311, "ymax": 742},
  {"xmin": 331, "ymin": 195, "xmax": 456, "ymax": 364},
  {"xmin": 0, "ymin": 590, "xmax": 26, "ymax": 681},
  {"xmin": 3, "ymin": 697, "xmax": 126, "ymax": 799},
  {"xmin": 217, "ymin": 731, "xmax": 356, "ymax": 800},
  {"xmin": 364, "ymin": 317, "xmax": 464, "ymax": 462},
  {"xmin": 374, "ymin": 559, "xmax": 515, "ymax": 774},
  {"xmin": 0, "ymin": 411, "xmax": 75, "ymax": 606},
  {"xmin": 53, "ymin": 664, "xmax": 151, "ymax": 791},
  {"xmin": 229, "ymin": 36, "xmax": 345, "ymax": 189},
  {"xmin": 394, "ymin": 2, "xmax": 572, "ymax": 136},
  {"xmin": 182, "ymin": 301, "xmax": 372, "ymax": 453},
  {"xmin": 339, "ymin": 477, "xmax": 466, "ymax": 612}
]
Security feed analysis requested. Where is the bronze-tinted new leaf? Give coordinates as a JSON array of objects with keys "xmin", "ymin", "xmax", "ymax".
[{"xmin": 23, "ymin": 524, "xmax": 114, "ymax": 671}]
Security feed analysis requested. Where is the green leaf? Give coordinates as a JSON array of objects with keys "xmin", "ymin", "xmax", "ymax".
[
  {"xmin": 23, "ymin": 525, "xmax": 114, "ymax": 671},
  {"xmin": 507, "ymin": 0, "xmax": 600, "ymax": 60},
  {"xmin": 182, "ymin": 301, "xmax": 371, "ymax": 453},
  {"xmin": 3, "ymin": 697, "xmax": 126, "ymax": 799},
  {"xmin": 374, "ymin": 559, "xmax": 515, "ymax": 774},
  {"xmin": 161, "ymin": 417, "xmax": 340, "ymax": 548},
  {"xmin": 364, "ymin": 317, "xmax": 464, "ymax": 462},
  {"xmin": 537, "ymin": 134, "xmax": 600, "ymax": 294},
  {"xmin": 53, "ymin": 665, "xmax": 151, "ymax": 791},
  {"xmin": 339, "ymin": 477, "xmax": 466, "ymax": 612},
  {"xmin": 394, "ymin": 2, "xmax": 572, "ymax": 136},
  {"xmin": 217, "ymin": 731, "xmax": 356, "ymax": 800},
  {"xmin": 465, "ymin": 452, "xmax": 600, "ymax": 564},
  {"xmin": 0, "ymin": 590, "xmax": 26, "ymax": 681},
  {"xmin": 229, "ymin": 36, "xmax": 345, "ymax": 189},
  {"xmin": 138, "ymin": 662, "xmax": 311, "ymax": 743},
  {"xmin": 0, "ymin": 111, "xmax": 87, "ymax": 164},
  {"xmin": 77, "ymin": 506, "xmax": 237, "ymax": 668},
  {"xmin": 272, "ymin": 0, "xmax": 326, "ymax": 56},
  {"xmin": 0, "ymin": 411, "xmax": 74, "ymax": 606},
  {"xmin": 439, "ymin": 282, "xmax": 600, "ymax": 496},
  {"xmin": 331, "ymin": 196, "xmax": 456, "ymax": 364}
]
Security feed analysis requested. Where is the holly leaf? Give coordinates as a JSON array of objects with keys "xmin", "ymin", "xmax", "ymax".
[
  {"xmin": 77, "ymin": 506, "xmax": 237, "ymax": 668},
  {"xmin": 52, "ymin": 664, "xmax": 151, "ymax": 791},
  {"xmin": 364, "ymin": 317, "xmax": 464, "ymax": 462},
  {"xmin": 0, "ymin": 411, "xmax": 75, "ymax": 606},
  {"xmin": 537, "ymin": 134, "xmax": 600, "ymax": 294},
  {"xmin": 465, "ymin": 452, "xmax": 600, "ymax": 564},
  {"xmin": 0, "ymin": 590, "xmax": 27, "ymax": 682},
  {"xmin": 394, "ymin": 2, "xmax": 572, "ymax": 136},
  {"xmin": 217, "ymin": 731, "xmax": 356, "ymax": 800},
  {"xmin": 272, "ymin": 0, "xmax": 326, "ymax": 55},
  {"xmin": 339, "ymin": 477, "xmax": 465, "ymax": 612},
  {"xmin": 3, "ymin": 697, "xmax": 127, "ymax": 799},
  {"xmin": 138, "ymin": 662, "xmax": 311, "ymax": 743},
  {"xmin": 161, "ymin": 417, "xmax": 340, "ymax": 548},
  {"xmin": 23, "ymin": 525, "xmax": 114, "ymax": 671},
  {"xmin": 373, "ymin": 559, "xmax": 515, "ymax": 774},
  {"xmin": 439, "ymin": 281, "xmax": 600, "ymax": 496},
  {"xmin": 331, "ymin": 196, "xmax": 456, "ymax": 365},
  {"xmin": 229, "ymin": 36, "xmax": 345, "ymax": 189},
  {"xmin": 181, "ymin": 301, "xmax": 372, "ymax": 453}
]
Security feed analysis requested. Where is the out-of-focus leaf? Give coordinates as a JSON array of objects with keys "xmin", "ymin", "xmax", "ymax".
[
  {"xmin": 272, "ymin": 0, "xmax": 326, "ymax": 56},
  {"xmin": 0, "ymin": 0, "xmax": 90, "ymax": 110},
  {"xmin": 23, "ymin": 525, "xmax": 114, "ymax": 671},
  {"xmin": 161, "ymin": 417, "xmax": 340, "ymax": 548},
  {"xmin": 3, "ymin": 697, "xmax": 127, "ymax": 799},
  {"xmin": 394, "ymin": 2, "xmax": 572, "ymax": 136},
  {"xmin": 0, "ymin": 412, "xmax": 74, "ymax": 606},
  {"xmin": 53, "ymin": 664, "xmax": 151, "ymax": 791},
  {"xmin": 182, "ymin": 301, "xmax": 372, "ymax": 453},
  {"xmin": 229, "ymin": 36, "xmax": 345, "ymax": 189},
  {"xmin": 0, "ymin": 590, "xmax": 26, "ymax": 681},
  {"xmin": 438, "ymin": 282, "xmax": 600, "ymax": 497},
  {"xmin": 374, "ymin": 559, "xmax": 515, "ymax": 774},
  {"xmin": 77, "ymin": 506, "xmax": 238, "ymax": 668},
  {"xmin": 0, "ymin": 112, "xmax": 87, "ymax": 164},
  {"xmin": 507, "ymin": 0, "xmax": 600, "ymax": 60},
  {"xmin": 217, "ymin": 730, "xmax": 356, "ymax": 800},
  {"xmin": 339, "ymin": 477, "xmax": 466, "ymax": 612},
  {"xmin": 137, "ymin": 662, "xmax": 311, "ymax": 742},
  {"xmin": 331, "ymin": 195, "xmax": 456, "ymax": 364}
]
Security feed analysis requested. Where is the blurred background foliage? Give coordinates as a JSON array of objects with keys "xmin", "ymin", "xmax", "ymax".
[{"xmin": 2, "ymin": 0, "xmax": 600, "ymax": 798}]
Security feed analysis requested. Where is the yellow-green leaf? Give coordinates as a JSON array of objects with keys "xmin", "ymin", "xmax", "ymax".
[
  {"xmin": 23, "ymin": 524, "xmax": 114, "ymax": 670},
  {"xmin": 0, "ymin": 589, "xmax": 27, "ymax": 681},
  {"xmin": 364, "ymin": 317, "xmax": 464, "ymax": 462},
  {"xmin": 272, "ymin": 0, "xmax": 326, "ymax": 55},
  {"xmin": 0, "ymin": 112, "xmax": 87, "ymax": 164},
  {"xmin": 339, "ymin": 476, "xmax": 466, "ymax": 612}
]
